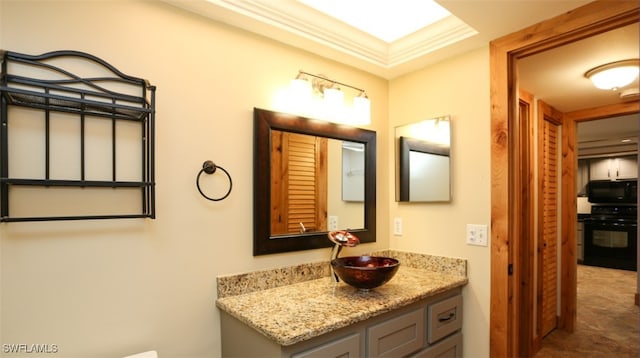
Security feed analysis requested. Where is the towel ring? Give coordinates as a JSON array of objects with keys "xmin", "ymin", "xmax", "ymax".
[{"xmin": 196, "ymin": 160, "xmax": 232, "ymax": 201}]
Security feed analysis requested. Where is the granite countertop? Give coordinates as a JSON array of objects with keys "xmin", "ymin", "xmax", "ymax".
[{"xmin": 216, "ymin": 250, "xmax": 468, "ymax": 346}]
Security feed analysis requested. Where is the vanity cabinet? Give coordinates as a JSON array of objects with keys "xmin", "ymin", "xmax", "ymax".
[
  {"xmin": 412, "ymin": 332, "xmax": 463, "ymax": 358},
  {"xmin": 291, "ymin": 333, "xmax": 361, "ymax": 358},
  {"xmin": 427, "ymin": 294, "xmax": 463, "ymax": 343},
  {"xmin": 367, "ymin": 306, "xmax": 426, "ymax": 357},
  {"xmin": 220, "ymin": 288, "xmax": 463, "ymax": 358}
]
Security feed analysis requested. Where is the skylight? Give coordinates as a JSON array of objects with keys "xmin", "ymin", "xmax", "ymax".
[{"xmin": 297, "ymin": 0, "xmax": 451, "ymax": 43}]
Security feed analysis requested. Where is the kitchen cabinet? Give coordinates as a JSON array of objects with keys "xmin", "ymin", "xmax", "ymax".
[
  {"xmin": 220, "ymin": 289, "xmax": 463, "ymax": 358},
  {"xmin": 616, "ymin": 156, "xmax": 638, "ymax": 179},
  {"xmin": 589, "ymin": 155, "xmax": 638, "ymax": 181},
  {"xmin": 589, "ymin": 158, "xmax": 610, "ymax": 180},
  {"xmin": 577, "ymin": 159, "xmax": 589, "ymax": 196}
]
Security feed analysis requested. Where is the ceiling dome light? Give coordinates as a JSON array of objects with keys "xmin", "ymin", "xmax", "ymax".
[
  {"xmin": 585, "ymin": 59, "xmax": 639, "ymax": 90},
  {"xmin": 620, "ymin": 87, "xmax": 640, "ymax": 101}
]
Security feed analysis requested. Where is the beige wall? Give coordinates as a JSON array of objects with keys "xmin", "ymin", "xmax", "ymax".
[
  {"xmin": 388, "ymin": 47, "xmax": 491, "ymax": 357},
  {"xmin": 0, "ymin": 1, "xmax": 490, "ymax": 357}
]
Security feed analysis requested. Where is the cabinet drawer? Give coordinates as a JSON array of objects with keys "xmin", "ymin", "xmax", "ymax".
[
  {"xmin": 367, "ymin": 307, "xmax": 426, "ymax": 358},
  {"xmin": 291, "ymin": 333, "xmax": 361, "ymax": 358},
  {"xmin": 428, "ymin": 295, "xmax": 462, "ymax": 343},
  {"xmin": 412, "ymin": 332, "xmax": 462, "ymax": 358}
]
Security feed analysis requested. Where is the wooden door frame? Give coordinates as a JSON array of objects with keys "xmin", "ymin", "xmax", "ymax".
[
  {"xmin": 489, "ymin": 1, "xmax": 640, "ymax": 357},
  {"xmin": 517, "ymin": 89, "xmax": 536, "ymax": 356}
]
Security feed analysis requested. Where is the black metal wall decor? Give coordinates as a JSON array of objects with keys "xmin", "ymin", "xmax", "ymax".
[
  {"xmin": 0, "ymin": 50, "xmax": 156, "ymax": 222},
  {"xmin": 196, "ymin": 160, "xmax": 232, "ymax": 201}
]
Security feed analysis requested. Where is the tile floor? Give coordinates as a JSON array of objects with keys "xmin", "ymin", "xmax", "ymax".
[{"xmin": 535, "ymin": 264, "xmax": 638, "ymax": 357}]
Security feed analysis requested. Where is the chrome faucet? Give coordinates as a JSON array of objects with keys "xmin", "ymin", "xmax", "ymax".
[{"xmin": 328, "ymin": 230, "xmax": 360, "ymax": 282}]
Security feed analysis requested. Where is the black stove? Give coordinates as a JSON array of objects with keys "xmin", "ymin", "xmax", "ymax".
[
  {"xmin": 583, "ymin": 179, "xmax": 637, "ymax": 271},
  {"xmin": 583, "ymin": 204, "xmax": 637, "ymax": 271},
  {"xmin": 588, "ymin": 205, "xmax": 637, "ymax": 221}
]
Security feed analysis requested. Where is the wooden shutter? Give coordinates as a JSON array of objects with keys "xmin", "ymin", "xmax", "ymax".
[
  {"xmin": 271, "ymin": 131, "xmax": 327, "ymax": 235},
  {"xmin": 537, "ymin": 102, "xmax": 562, "ymax": 339}
]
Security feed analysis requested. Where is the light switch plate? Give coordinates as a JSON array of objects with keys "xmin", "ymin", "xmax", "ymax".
[{"xmin": 467, "ymin": 224, "xmax": 488, "ymax": 246}]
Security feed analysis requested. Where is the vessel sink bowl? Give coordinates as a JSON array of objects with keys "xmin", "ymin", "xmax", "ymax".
[{"xmin": 331, "ymin": 256, "xmax": 400, "ymax": 290}]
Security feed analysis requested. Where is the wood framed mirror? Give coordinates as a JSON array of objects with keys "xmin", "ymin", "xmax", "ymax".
[
  {"xmin": 395, "ymin": 116, "xmax": 451, "ymax": 202},
  {"xmin": 253, "ymin": 108, "xmax": 376, "ymax": 255}
]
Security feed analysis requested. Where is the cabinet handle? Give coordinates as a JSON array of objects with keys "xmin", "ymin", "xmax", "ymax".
[{"xmin": 438, "ymin": 312, "xmax": 455, "ymax": 322}]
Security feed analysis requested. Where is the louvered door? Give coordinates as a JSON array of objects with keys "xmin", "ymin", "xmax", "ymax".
[
  {"xmin": 271, "ymin": 131, "xmax": 327, "ymax": 235},
  {"xmin": 537, "ymin": 104, "xmax": 562, "ymax": 338}
]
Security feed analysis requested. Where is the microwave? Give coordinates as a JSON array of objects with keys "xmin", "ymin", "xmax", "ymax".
[{"xmin": 587, "ymin": 179, "xmax": 638, "ymax": 204}]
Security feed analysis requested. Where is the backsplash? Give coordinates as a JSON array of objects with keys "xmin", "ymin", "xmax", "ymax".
[
  {"xmin": 217, "ymin": 250, "xmax": 467, "ymax": 298},
  {"xmin": 381, "ymin": 250, "xmax": 467, "ymax": 276}
]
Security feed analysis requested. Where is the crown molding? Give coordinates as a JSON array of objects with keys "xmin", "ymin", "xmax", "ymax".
[
  {"xmin": 389, "ymin": 17, "xmax": 477, "ymax": 66},
  {"xmin": 162, "ymin": 0, "xmax": 477, "ymax": 78}
]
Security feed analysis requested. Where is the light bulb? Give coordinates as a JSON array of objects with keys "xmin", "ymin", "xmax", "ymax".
[
  {"xmin": 353, "ymin": 94, "xmax": 371, "ymax": 125},
  {"xmin": 323, "ymin": 87, "xmax": 344, "ymax": 122},
  {"xmin": 288, "ymin": 76, "xmax": 312, "ymax": 115}
]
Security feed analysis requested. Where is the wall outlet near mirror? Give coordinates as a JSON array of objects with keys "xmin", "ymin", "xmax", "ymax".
[
  {"xmin": 393, "ymin": 217, "xmax": 403, "ymax": 236},
  {"xmin": 328, "ymin": 216, "xmax": 338, "ymax": 231}
]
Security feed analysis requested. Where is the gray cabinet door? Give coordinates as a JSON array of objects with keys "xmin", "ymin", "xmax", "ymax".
[
  {"xmin": 291, "ymin": 333, "xmax": 361, "ymax": 358},
  {"xmin": 412, "ymin": 332, "xmax": 462, "ymax": 358},
  {"xmin": 428, "ymin": 295, "xmax": 462, "ymax": 343},
  {"xmin": 367, "ymin": 307, "xmax": 426, "ymax": 358}
]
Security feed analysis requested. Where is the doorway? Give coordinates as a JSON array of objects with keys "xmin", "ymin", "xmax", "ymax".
[{"xmin": 489, "ymin": 1, "xmax": 640, "ymax": 357}]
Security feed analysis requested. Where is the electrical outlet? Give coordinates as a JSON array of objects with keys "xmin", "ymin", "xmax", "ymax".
[
  {"xmin": 466, "ymin": 224, "xmax": 488, "ymax": 246},
  {"xmin": 328, "ymin": 216, "xmax": 338, "ymax": 231},
  {"xmin": 393, "ymin": 217, "xmax": 403, "ymax": 236}
]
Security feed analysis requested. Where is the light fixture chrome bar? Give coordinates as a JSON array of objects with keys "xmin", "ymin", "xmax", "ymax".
[{"xmin": 297, "ymin": 70, "xmax": 365, "ymax": 93}]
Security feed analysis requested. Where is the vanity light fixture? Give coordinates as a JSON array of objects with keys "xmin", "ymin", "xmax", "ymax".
[
  {"xmin": 290, "ymin": 71, "xmax": 313, "ymax": 99},
  {"xmin": 353, "ymin": 91, "xmax": 371, "ymax": 125},
  {"xmin": 322, "ymin": 85, "xmax": 344, "ymax": 121},
  {"xmin": 290, "ymin": 70, "xmax": 371, "ymax": 125},
  {"xmin": 584, "ymin": 59, "xmax": 639, "ymax": 91}
]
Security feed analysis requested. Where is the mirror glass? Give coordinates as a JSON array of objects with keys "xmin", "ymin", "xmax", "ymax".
[
  {"xmin": 395, "ymin": 116, "xmax": 451, "ymax": 202},
  {"xmin": 254, "ymin": 108, "xmax": 376, "ymax": 255},
  {"xmin": 269, "ymin": 133, "xmax": 365, "ymax": 235},
  {"xmin": 341, "ymin": 141, "xmax": 365, "ymax": 203}
]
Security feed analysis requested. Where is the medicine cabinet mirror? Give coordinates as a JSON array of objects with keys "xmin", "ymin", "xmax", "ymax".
[
  {"xmin": 253, "ymin": 108, "xmax": 376, "ymax": 255},
  {"xmin": 395, "ymin": 116, "xmax": 451, "ymax": 202}
]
